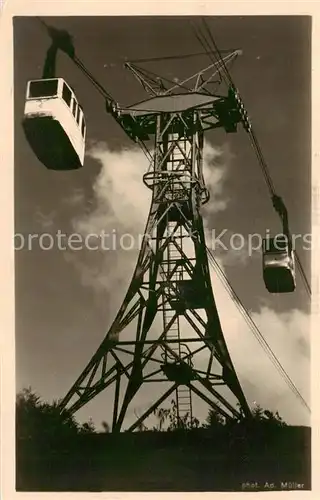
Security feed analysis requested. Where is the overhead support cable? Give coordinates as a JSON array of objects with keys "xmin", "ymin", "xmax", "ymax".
[
  {"xmin": 206, "ymin": 246, "xmax": 311, "ymax": 414},
  {"xmin": 127, "ymin": 49, "xmax": 240, "ymax": 65},
  {"xmin": 197, "ymin": 17, "xmax": 311, "ymax": 299}
]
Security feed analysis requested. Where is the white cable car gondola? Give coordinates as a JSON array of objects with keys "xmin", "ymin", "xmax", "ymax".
[
  {"xmin": 22, "ymin": 78, "xmax": 86, "ymax": 170},
  {"xmin": 262, "ymin": 235, "xmax": 296, "ymax": 293}
]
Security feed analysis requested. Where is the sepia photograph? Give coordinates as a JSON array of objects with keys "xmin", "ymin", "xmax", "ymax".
[{"xmin": 12, "ymin": 13, "xmax": 311, "ymax": 492}]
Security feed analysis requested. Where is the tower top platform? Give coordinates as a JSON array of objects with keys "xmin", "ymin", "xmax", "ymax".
[{"xmin": 125, "ymin": 93, "xmax": 220, "ymax": 116}]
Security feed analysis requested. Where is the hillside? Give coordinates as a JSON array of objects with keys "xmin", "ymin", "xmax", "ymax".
[{"xmin": 16, "ymin": 425, "xmax": 311, "ymax": 492}]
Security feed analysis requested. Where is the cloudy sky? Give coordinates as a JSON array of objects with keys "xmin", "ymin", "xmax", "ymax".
[{"xmin": 14, "ymin": 16, "xmax": 311, "ymax": 429}]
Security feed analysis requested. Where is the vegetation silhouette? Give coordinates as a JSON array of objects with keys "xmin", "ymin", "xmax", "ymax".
[
  {"xmin": 16, "ymin": 388, "xmax": 310, "ymax": 492},
  {"xmin": 16, "ymin": 387, "xmax": 96, "ymax": 439}
]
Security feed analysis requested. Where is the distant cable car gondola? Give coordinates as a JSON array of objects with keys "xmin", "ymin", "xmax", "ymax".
[
  {"xmin": 22, "ymin": 77, "xmax": 86, "ymax": 170},
  {"xmin": 262, "ymin": 235, "xmax": 296, "ymax": 293},
  {"xmin": 262, "ymin": 194, "xmax": 296, "ymax": 294}
]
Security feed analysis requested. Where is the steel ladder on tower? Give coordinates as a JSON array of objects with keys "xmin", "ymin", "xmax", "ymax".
[{"xmin": 162, "ymin": 222, "xmax": 193, "ymax": 426}]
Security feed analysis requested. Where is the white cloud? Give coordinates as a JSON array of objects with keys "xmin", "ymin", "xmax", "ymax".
[
  {"xmin": 74, "ymin": 143, "xmax": 151, "ymax": 237},
  {"xmin": 66, "ymin": 143, "xmax": 151, "ymax": 302},
  {"xmin": 202, "ymin": 140, "xmax": 232, "ymax": 214},
  {"xmin": 211, "ymin": 272, "xmax": 310, "ymax": 425}
]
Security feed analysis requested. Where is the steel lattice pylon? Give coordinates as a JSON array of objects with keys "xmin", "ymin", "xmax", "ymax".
[{"xmin": 59, "ymin": 53, "xmax": 252, "ymax": 431}]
